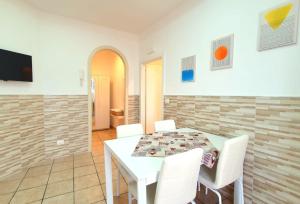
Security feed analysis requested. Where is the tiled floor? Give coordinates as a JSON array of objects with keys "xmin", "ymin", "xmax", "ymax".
[{"xmin": 0, "ymin": 129, "xmax": 232, "ymax": 204}]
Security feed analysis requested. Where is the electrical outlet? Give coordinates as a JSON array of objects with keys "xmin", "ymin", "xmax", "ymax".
[
  {"xmin": 165, "ymin": 98, "xmax": 170, "ymax": 104},
  {"xmin": 57, "ymin": 140, "xmax": 64, "ymax": 145}
]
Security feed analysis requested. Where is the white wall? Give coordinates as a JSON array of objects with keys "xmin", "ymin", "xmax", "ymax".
[
  {"xmin": 140, "ymin": 0, "xmax": 300, "ymax": 97},
  {"xmin": 0, "ymin": 0, "xmax": 140, "ymax": 95},
  {"xmin": 0, "ymin": 0, "xmax": 41, "ymax": 94}
]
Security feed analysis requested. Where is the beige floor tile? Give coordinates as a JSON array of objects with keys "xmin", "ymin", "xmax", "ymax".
[
  {"xmin": 74, "ymin": 174, "xmax": 99, "ymax": 191},
  {"xmin": 0, "ymin": 169, "xmax": 27, "ymax": 182},
  {"xmin": 95, "ymin": 162, "xmax": 117, "ymax": 174},
  {"xmin": 74, "ymin": 159, "xmax": 94, "ymax": 168},
  {"xmin": 113, "ymin": 193, "xmax": 134, "ymax": 204},
  {"xmin": 74, "ymin": 165, "xmax": 96, "ymax": 177},
  {"xmin": 10, "ymin": 185, "xmax": 45, "ymax": 204},
  {"xmin": 48, "ymin": 169, "xmax": 73, "ymax": 184},
  {"xmin": 98, "ymin": 168, "xmax": 119, "ymax": 184},
  {"xmin": 44, "ymin": 180, "xmax": 73, "ymax": 199},
  {"xmin": 29, "ymin": 201, "xmax": 42, "ymax": 204},
  {"xmin": 0, "ymin": 193, "xmax": 13, "ymax": 204},
  {"xmin": 54, "ymin": 155, "xmax": 73, "ymax": 164},
  {"xmin": 43, "ymin": 192, "xmax": 74, "ymax": 204},
  {"xmin": 93, "ymin": 156, "xmax": 104, "ymax": 164},
  {"xmin": 30, "ymin": 200, "xmax": 42, "ymax": 204},
  {"xmin": 74, "ymin": 152, "xmax": 92, "ymax": 161},
  {"xmin": 19, "ymin": 174, "xmax": 49, "ymax": 190},
  {"xmin": 92, "ymin": 150, "xmax": 103, "ymax": 157},
  {"xmin": 74, "ymin": 185, "xmax": 104, "ymax": 204},
  {"xmin": 52, "ymin": 162, "xmax": 73, "ymax": 172},
  {"xmin": 31, "ymin": 160, "xmax": 53, "ymax": 167},
  {"xmin": 0, "ymin": 180, "xmax": 20, "ymax": 195},
  {"xmin": 101, "ymin": 178, "xmax": 128, "ymax": 197},
  {"xmin": 26, "ymin": 166, "xmax": 51, "ymax": 177},
  {"xmin": 93, "ymin": 201, "xmax": 106, "ymax": 204}
]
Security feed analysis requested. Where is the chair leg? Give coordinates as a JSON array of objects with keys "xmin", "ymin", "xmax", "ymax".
[
  {"xmin": 210, "ymin": 188, "xmax": 222, "ymax": 204},
  {"xmin": 205, "ymin": 187, "xmax": 208, "ymax": 195},
  {"xmin": 128, "ymin": 192, "xmax": 132, "ymax": 204},
  {"xmin": 234, "ymin": 176, "xmax": 244, "ymax": 204},
  {"xmin": 116, "ymin": 170, "xmax": 120, "ymax": 196},
  {"xmin": 197, "ymin": 180, "xmax": 201, "ymax": 192}
]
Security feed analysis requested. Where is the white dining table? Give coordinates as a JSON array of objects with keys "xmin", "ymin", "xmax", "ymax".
[{"xmin": 104, "ymin": 128, "xmax": 244, "ymax": 204}]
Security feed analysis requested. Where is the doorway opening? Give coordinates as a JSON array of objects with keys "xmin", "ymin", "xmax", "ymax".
[
  {"xmin": 89, "ymin": 49, "xmax": 126, "ymax": 132},
  {"xmin": 141, "ymin": 58, "xmax": 164, "ymax": 134}
]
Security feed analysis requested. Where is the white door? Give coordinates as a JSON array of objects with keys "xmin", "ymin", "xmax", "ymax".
[
  {"xmin": 94, "ymin": 76, "xmax": 110, "ymax": 130},
  {"xmin": 145, "ymin": 59, "xmax": 163, "ymax": 133}
]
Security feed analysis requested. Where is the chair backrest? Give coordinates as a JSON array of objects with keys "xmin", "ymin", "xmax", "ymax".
[
  {"xmin": 116, "ymin": 123, "xmax": 144, "ymax": 138},
  {"xmin": 215, "ymin": 135, "xmax": 249, "ymax": 188},
  {"xmin": 154, "ymin": 120, "xmax": 176, "ymax": 132},
  {"xmin": 154, "ymin": 148, "xmax": 203, "ymax": 204}
]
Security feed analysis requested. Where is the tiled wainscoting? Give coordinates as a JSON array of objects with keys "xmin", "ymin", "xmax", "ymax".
[
  {"xmin": 164, "ymin": 96, "xmax": 300, "ymax": 204},
  {"xmin": 128, "ymin": 95, "xmax": 140, "ymax": 124},
  {"xmin": 0, "ymin": 95, "xmax": 88, "ymax": 180}
]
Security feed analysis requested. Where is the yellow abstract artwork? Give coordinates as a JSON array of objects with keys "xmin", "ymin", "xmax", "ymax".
[
  {"xmin": 258, "ymin": 0, "xmax": 299, "ymax": 51},
  {"xmin": 264, "ymin": 3, "xmax": 293, "ymax": 29}
]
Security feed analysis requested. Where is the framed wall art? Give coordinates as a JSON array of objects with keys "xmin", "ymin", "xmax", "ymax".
[
  {"xmin": 258, "ymin": 0, "xmax": 299, "ymax": 51},
  {"xmin": 210, "ymin": 34, "xmax": 234, "ymax": 70},
  {"xmin": 181, "ymin": 55, "xmax": 196, "ymax": 82}
]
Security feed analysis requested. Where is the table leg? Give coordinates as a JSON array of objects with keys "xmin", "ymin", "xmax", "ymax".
[
  {"xmin": 234, "ymin": 176, "xmax": 244, "ymax": 204},
  {"xmin": 116, "ymin": 170, "xmax": 120, "ymax": 196},
  {"xmin": 104, "ymin": 145, "xmax": 113, "ymax": 204},
  {"xmin": 137, "ymin": 179, "xmax": 147, "ymax": 204}
]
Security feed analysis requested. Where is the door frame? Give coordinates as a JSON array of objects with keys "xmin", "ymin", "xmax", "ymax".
[
  {"xmin": 140, "ymin": 57, "xmax": 164, "ymax": 133},
  {"xmin": 87, "ymin": 46, "xmax": 128, "ymax": 152}
]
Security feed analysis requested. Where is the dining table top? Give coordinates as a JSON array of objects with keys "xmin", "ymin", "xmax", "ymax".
[{"xmin": 104, "ymin": 128, "xmax": 228, "ymax": 184}]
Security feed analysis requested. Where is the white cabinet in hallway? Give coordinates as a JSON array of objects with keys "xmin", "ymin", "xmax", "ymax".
[{"xmin": 93, "ymin": 76, "xmax": 110, "ymax": 130}]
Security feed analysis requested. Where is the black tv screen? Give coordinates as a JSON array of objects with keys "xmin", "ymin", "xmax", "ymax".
[{"xmin": 0, "ymin": 49, "xmax": 33, "ymax": 82}]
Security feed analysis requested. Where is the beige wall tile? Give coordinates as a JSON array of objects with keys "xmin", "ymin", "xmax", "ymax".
[
  {"xmin": 128, "ymin": 95, "xmax": 140, "ymax": 124},
  {"xmin": 164, "ymin": 95, "xmax": 300, "ymax": 203},
  {"xmin": 0, "ymin": 95, "xmax": 89, "ymax": 180}
]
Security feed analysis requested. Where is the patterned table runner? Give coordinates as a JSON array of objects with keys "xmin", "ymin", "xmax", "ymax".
[{"xmin": 132, "ymin": 131, "xmax": 219, "ymax": 168}]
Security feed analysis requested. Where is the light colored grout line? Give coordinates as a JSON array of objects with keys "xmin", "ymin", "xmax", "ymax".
[
  {"xmin": 40, "ymin": 159, "xmax": 54, "ymax": 203},
  {"xmin": 8, "ymin": 168, "xmax": 30, "ymax": 203}
]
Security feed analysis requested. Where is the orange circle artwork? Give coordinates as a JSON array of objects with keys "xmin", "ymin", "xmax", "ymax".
[{"xmin": 214, "ymin": 46, "xmax": 228, "ymax": 60}]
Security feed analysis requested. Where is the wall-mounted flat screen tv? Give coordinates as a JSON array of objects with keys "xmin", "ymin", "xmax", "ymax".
[{"xmin": 0, "ymin": 49, "xmax": 33, "ymax": 82}]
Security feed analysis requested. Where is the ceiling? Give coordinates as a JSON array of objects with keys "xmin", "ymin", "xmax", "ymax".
[{"xmin": 24, "ymin": 0, "xmax": 185, "ymax": 33}]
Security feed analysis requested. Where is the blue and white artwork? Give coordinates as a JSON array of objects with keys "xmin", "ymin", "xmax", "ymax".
[{"xmin": 181, "ymin": 55, "xmax": 196, "ymax": 82}]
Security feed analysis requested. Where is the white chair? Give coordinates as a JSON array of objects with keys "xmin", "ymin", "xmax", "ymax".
[
  {"xmin": 115, "ymin": 124, "xmax": 144, "ymax": 199},
  {"xmin": 154, "ymin": 120, "xmax": 176, "ymax": 132},
  {"xmin": 198, "ymin": 135, "xmax": 249, "ymax": 204},
  {"xmin": 116, "ymin": 123, "xmax": 144, "ymax": 138},
  {"xmin": 128, "ymin": 148, "xmax": 204, "ymax": 204}
]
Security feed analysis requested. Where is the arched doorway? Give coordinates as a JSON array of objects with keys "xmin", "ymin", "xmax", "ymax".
[{"xmin": 88, "ymin": 47, "xmax": 128, "ymax": 151}]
